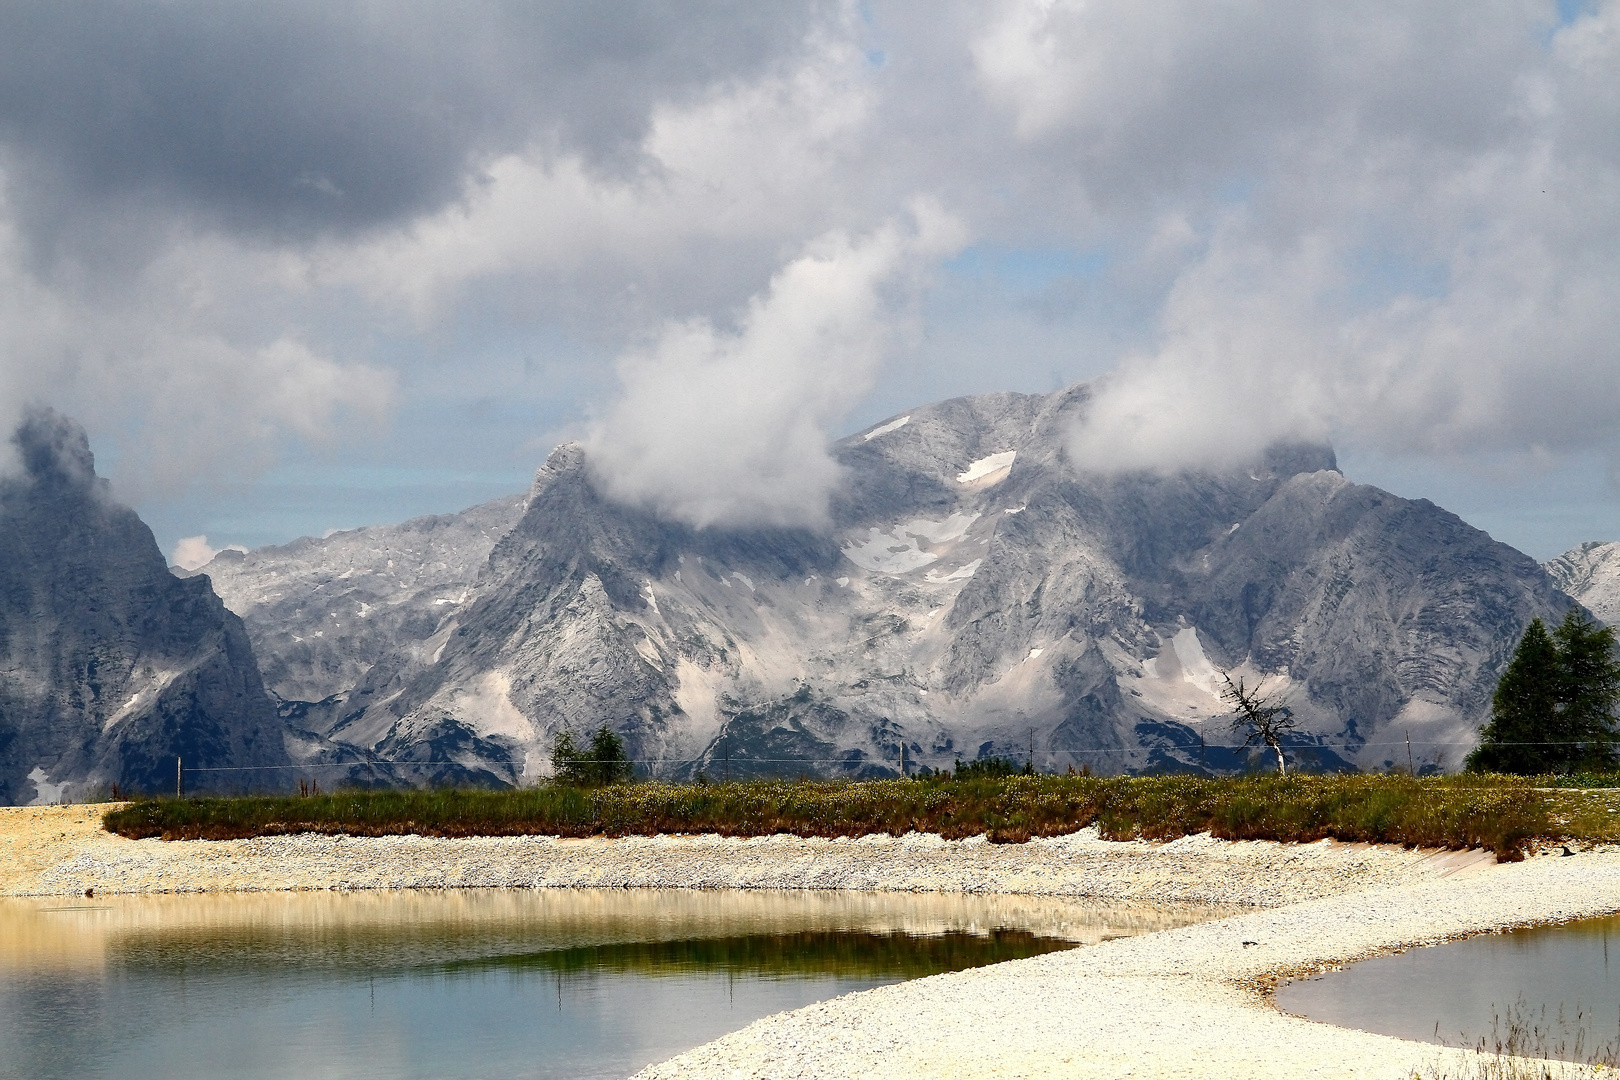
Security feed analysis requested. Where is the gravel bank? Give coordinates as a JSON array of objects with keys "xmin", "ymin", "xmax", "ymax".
[
  {"xmin": 6, "ymin": 805, "xmax": 1613, "ymax": 1078},
  {"xmin": 633, "ymin": 853, "xmax": 1620, "ymax": 1080},
  {"xmin": 5, "ymin": 804, "xmax": 1495, "ymax": 904}
]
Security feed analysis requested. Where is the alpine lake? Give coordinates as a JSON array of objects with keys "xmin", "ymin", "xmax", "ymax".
[
  {"xmin": 1279, "ymin": 911, "xmax": 1620, "ymax": 1064},
  {"xmin": 0, "ymin": 889, "xmax": 1233, "ymax": 1080}
]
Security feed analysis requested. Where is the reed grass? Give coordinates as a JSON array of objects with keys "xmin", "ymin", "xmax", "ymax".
[
  {"xmin": 101, "ymin": 772, "xmax": 1579, "ymax": 859},
  {"xmin": 1422, "ymin": 997, "xmax": 1620, "ymax": 1079}
]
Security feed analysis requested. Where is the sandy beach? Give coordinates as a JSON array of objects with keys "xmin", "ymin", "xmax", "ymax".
[{"xmin": 4, "ymin": 804, "xmax": 1616, "ymax": 1078}]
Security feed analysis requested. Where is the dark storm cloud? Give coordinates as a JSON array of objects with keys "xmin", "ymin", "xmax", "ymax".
[{"xmin": 0, "ymin": 1, "xmax": 823, "ymax": 245}]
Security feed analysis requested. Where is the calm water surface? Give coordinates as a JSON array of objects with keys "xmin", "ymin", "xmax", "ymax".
[
  {"xmin": 0, "ymin": 889, "xmax": 1230, "ymax": 1080},
  {"xmin": 1278, "ymin": 913, "xmax": 1620, "ymax": 1060}
]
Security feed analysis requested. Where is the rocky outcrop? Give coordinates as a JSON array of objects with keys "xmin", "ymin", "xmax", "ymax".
[
  {"xmin": 279, "ymin": 383, "xmax": 1570, "ymax": 781},
  {"xmin": 1545, "ymin": 541, "xmax": 1620, "ymax": 625},
  {"xmin": 0, "ymin": 410, "xmax": 290, "ymax": 804},
  {"xmin": 186, "ymin": 494, "xmax": 523, "ymax": 703}
]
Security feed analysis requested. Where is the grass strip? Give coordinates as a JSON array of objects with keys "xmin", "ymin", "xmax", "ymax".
[{"xmin": 101, "ymin": 773, "xmax": 1589, "ymax": 860}]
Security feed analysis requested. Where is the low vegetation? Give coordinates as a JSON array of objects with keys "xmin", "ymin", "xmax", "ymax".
[
  {"xmin": 1422, "ymin": 997, "xmax": 1619, "ymax": 1080},
  {"xmin": 102, "ymin": 771, "xmax": 1620, "ymax": 860}
]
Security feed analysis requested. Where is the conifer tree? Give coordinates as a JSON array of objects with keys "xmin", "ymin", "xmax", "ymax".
[
  {"xmin": 1468, "ymin": 609, "xmax": 1620, "ymax": 774},
  {"xmin": 550, "ymin": 724, "xmax": 634, "ymax": 785},
  {"xmin": 1468, "ymin": 618, "xmax": 1560, "ymax": 774},
  {"xmin": 1550, "ymin": 608, "xmax": 1620, "ymax": 768}
]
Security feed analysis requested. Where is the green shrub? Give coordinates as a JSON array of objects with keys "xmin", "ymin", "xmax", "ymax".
[{"xmin": 952, "ymin": 756, "xmax": 1030, "ymax": 780}]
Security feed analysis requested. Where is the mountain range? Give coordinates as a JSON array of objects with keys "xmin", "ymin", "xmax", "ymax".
[{"xmin": 4, "ymin": 385, "xmax": 1611, "ymax": 802}]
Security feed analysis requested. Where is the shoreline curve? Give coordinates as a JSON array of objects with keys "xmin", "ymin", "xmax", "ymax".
[{"xmin": 4, "ymin": 804, "xmax": 1616, "ymax": 1078}]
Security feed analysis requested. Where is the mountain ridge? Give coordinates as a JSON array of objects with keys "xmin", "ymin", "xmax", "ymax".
[
  {"xmin": 0, "ymin": 410, "xmax": 290, "ymax": 803},
  {"xmin": 204, "ymin": 382, "xmax": 1572, "ymax": 783},
  {"xmin": 1545, "ymin": 541, "xmax": 1620, "ymax": 626},
  {"xmin": 3, "ymin": 387, "xmax": 1588, "ymax": 804}
]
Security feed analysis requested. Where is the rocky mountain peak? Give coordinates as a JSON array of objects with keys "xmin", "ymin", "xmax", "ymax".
[
  {"xmin": 8, "ymin": 406, "xmax": 103, "ymax": 496},
  {"xmin": 253, "ymin": 381, "xmax": 1564, "ymax": 783},
  {"xmin": 1546, "ymin": 541, "xmax": 1620, "ymax": 625},
  {"xmin": 0, "ymin": 411, "xmax": 290, "ymax": 803}
]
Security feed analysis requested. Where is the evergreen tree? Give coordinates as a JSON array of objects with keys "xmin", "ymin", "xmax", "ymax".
[
  {"xmin": 1550, "ymin": 607, "xmax": 1620, "ymax": 769},
  {"xmin": 550, "ymin": 724, "xmax": 634, "ymax": 785},
  {"xmin": 1468, "ymin": 618, "xmax": 1560, "ymax": 774},
  {"xmin": 586, "ymin": 725, "xmax": 635, "ymax": 784},
  {"xmin": 1468, "ymin": 609, "xmax": 1620, "ymax": 774}
]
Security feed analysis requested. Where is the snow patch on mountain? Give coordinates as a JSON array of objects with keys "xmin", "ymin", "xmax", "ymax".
[
  {"xmin": 926, "ymin": 559, "xmax": 982, "ymax": 583},
  {"xmin": 458, "ymin": 671, "xmax": 536, "ymax": 745},
  {"xmin": 863, "ymin": 415, "xmax": 910, "ymax": 440},
  {"xmin": 957, "ymin": 450, "xmax": 1016, "ymax": 485},
  {"xmin": 842, "ymin": 512, "xmax": 982, "ymax": 574}
]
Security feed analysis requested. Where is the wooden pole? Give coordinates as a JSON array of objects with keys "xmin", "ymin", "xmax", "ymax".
[
  {"xmin": 1407, "ymin": 731, "xmax": 1415, "ymax": 775},
  {"xmin": 176, "ymin": 756, "xmax": 182, "ymax": 798}
]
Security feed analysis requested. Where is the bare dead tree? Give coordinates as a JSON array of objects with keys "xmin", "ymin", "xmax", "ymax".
[{"xmin": 1220, "ymin": 671, "xmax": 1297, "ymax": 775}]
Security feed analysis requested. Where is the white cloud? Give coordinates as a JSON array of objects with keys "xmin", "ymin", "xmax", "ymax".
[
  {"xmin": 992, "ymin": 2, "xmax": 1620, "ymax": 476},
  {"xmin": 3, "ymin": 1, "xmax": 1620, "ymax": 547},
  {"xmin": 0, "ymin": 183, "xmax": 397, "ymax": 495},
  {"xmin": 584, "ymin": 200, "xmax": 966, "ymax": 528},
  {"xmin": 313, "ymin": 27, "xmax": 879, "ymax": 329},
  {"xmin": 170, "ymin": 534, "xmax": 244, "ymax": 571}
]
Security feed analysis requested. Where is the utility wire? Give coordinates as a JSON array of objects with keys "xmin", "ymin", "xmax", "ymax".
[{"xmin": 176, "ymin": 738, "xmax": 1620, "ymax": 773}]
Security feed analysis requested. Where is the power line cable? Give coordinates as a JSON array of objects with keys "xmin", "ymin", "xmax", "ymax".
[{"xmin": 175, "ymin": 737, "xmax": 1620, "ymax": 773}]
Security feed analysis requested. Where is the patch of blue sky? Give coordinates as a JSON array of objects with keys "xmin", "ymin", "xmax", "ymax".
[
  {"xmin": 259, "ymin": 462, "xmax": 529, "ymax": 491},
  {"xmin": 139, "ymin": 460, "xmax": 533, "ymax": 554},
  {"xmin": 1556, "ymin": 0, "xmax": 1590, "ymax": 22},
  {"xmin": 1214, "ymin": 173, "xmax": 1257, "ymax": 208},
  {"xmin": 1542, "ymin": 0, "xmax": 1594, "ymax": 44},
  {"xmin": 942, "ymin": 244, "xmax": 1111, "ymax": 293},
  {"xmin": 1343, "ymin": 246, "xmax": 1451, "ymax": 309}
]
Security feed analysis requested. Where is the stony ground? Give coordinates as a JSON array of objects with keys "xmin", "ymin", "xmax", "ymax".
[
  {"xmin": 634, "ymin": 852, "xmax": 1620, "ymax": 1080},
  {"xmin": 4, "ymin": 804, "xmax": 1613, "ymax": 1079},
  {"xmin": 4, "ymin": 804, "xmax": 1498, "ymax": 904}
]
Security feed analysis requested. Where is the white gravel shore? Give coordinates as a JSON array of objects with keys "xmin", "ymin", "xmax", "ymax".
[
  {"xmin": 6, "ymin": 805, "xmax": 1617, "ymax": 1078},
  {"xmin": 634, "ymin": 852, "xmax": 1620, "ymax": 1080},
  {"xmin": 2, "ymin": 804, "xmax": 1497, "ymax": 905}
]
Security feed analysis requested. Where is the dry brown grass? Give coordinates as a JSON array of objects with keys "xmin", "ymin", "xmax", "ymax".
[{"xmin": 100, "ymin": 772, "xmax": 1580, "ymax": 860}]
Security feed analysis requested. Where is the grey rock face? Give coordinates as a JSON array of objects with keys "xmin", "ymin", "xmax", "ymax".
[
  {"xmin": 1545, "ymin": 542, "xmax": 1620, "ymax": 625},
  {"xmin": 187, "ymin": 495, "xmax": 524, "ymax": 703},
  {"xmin": 307, "ymin": 383, "xmax": 1570, "ymax": 781},
  {"xmin": 0, "ymin": 410, "xmax": 290, "ymax": 804}
]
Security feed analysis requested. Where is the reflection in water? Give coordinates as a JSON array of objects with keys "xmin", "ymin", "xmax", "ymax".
[
  {"xmin": 1278, "ymin": 913, "xmax": 1620, "ymax": 1062},
  {"xmin": 440, "ymin": 929, "xmax": 1074, "ymax": 981},
  {"xmin": 0, "ymin": 890, "xmax": 1231, "ymax": 1080}
]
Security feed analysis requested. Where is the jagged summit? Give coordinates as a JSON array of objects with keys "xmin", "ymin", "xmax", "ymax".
[
  {"xmin": 1545, "ymin": 541, "xmax": 1620, "ymax": 625},
  {"xmin": 0, "ymin": 409, "xmax": 290, "ymax": 803},
  {"xmin": 219, "ymin": 382, "xmax": 1565, "ymax": 784},
  {"xmin": 9, "ymin": 407, "xmax": 102, "ymax": 494}
]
